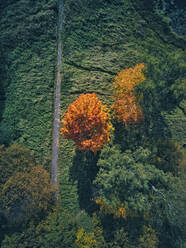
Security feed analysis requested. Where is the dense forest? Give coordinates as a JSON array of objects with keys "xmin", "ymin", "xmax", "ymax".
[{"xmin": 0, "ymin": 0, "xmax": 185, "ymax": 247}]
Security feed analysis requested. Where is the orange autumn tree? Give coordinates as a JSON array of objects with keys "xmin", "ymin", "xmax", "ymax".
[
  {"xmin": 112, "ymin": 94, "xmax": 143, "ymax": 124},
  {"xmin": 60, "ymin": 93, "xmax": 113, "ymax": 152},
  {"xmin": 112, "ymin": 63, "xmax": 145, "ymax": 124}
]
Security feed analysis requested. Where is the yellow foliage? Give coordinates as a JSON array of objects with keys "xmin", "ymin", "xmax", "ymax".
[
  {"xmin": 61, "ymin": 93, "xmax": 113, "ymax": 152},
  {"xmin": 95, "ymin": 198, "xmax": 127, "ymax": 219},
  {"xmin": 114, "ymin": 203, "xmax": 127, "ymax": 219},
  {"xmin": 112, "ymin": 63, "xmax": 145, "ymax": 125},
  {"xmin": 113, "ymin": 63, "xmax": 145, "ymax": 97},
  {"xmin": 139, "ymin": 226, "xmax": 159, "ymax": 248},
  {"xmin": 112, "ymin": 94, "xmax": 143, "ymax": 124},
  {"xmin": 75, "ymin": 228, "xmax": 97, "ymax": 248}
]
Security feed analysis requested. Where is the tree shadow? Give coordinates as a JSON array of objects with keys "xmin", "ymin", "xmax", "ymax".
[
  {"xmin": 113, "ymin": 112, "xmax": 171, "ymax": 151},
  {"xmin": 70, "ymin": 150, "xmax": 100, "ymax": 214}
]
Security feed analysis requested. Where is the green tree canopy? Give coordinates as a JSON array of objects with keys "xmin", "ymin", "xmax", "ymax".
[
  {"xmin": 94, "ymin": 145, "xmax": 170, "ymax": 216},
  {"xmin": 0, "ymin": 143, "xmax": 36, "ymax": 187}
]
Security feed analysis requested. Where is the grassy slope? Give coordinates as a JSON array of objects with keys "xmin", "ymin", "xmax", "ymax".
[
  {"xmin": 59, "ymin": 0, "xmax": 186, "ymax": 211},
  {"xmin": 0, "ymin": 0, "xmax": 57, "ymax": 166}
]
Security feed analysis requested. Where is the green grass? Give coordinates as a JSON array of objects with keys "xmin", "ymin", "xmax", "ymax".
[{"xmin": 0, "ymin": 0, "xmax": 57, "ymax": 165}]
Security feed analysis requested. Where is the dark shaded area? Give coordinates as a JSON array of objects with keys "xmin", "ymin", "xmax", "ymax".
[
  {"xmin": 65, "ymin": 60, "xmax": 115, "ymax": 75},
  {"xmin": 161, "ymin": 0, "xmax": 186, "ymax": 36},
  {"xmin": 131, "ymin": 0, "xmax": 186, "ymax": 48},
  {"xmin": 0, "ymin": 0, "xmax": 15, "ymax": 11},
  {"xmin": 0, "ymin": 52, "xmax": 6, "ymax": 122},
  {"xmin": 0, "ymin": 46, "xmax": 10, "ymax": 145},
  {"xmin": 70, "ymin": 151, "xmax": 100, "ymax": 213},
  {"xmin": 0, "ymin": 212, "xmax": 7, "ymax": 244},
  {"xmin": 113, "ymin": 112, "xmax": 171, "ymax": 152},
  {"xmin": 113, "ymin": 121, "xmax": 146, "ymax": 151}
]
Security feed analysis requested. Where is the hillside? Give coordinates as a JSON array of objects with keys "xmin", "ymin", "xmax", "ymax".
[{"xmin": 0, "ymin": 0, "xmax": 186, "ymax": 247}]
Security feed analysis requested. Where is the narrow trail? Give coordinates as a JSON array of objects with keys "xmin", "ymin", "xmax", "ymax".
[{"xmin": 51, "ymin": 0, "xmax": 63, "ymax": 191}]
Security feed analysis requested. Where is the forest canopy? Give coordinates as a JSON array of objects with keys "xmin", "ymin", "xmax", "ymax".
[{"xmin": 0, "ymin": 0, "xmax": 185, "ymax": 247}]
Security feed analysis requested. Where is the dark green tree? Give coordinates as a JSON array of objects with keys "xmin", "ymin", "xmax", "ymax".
[
  {"xmin": 149, "ymin": 139, "xmax": 184, "ymax": 175},
  {"xmin": 0, "ymin": 165, "xmax": 54, "ymax": 226},
  {"xmin": 1, "ymin": 209, "xmax": 77, "ymax": 248},
  {"xmin": 0, "ymin": 143, "xmax": 36, "ymax": 188}
]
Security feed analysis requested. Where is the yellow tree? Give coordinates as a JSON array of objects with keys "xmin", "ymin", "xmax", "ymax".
[
  {"xmin": 75, "ymin": 228, "xmax": 97, "ymax": 248},
  {"xmin": 112, "ymin": 94, "xmax": 143, "ymax": 124},
  {"xmin": 112, "ymin": 63, "xmax": 145, "ymax": 125},
  {"xmin": 60, "ymin": 93, "xmax": 113, "ymax": 152},
  {"xmin": 95, "ymin": 197, "xmax": 127, "ymax": 219},
  {"xmin": 113, "ymin": 63, "xmax": 145, "ymax": 97}
]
